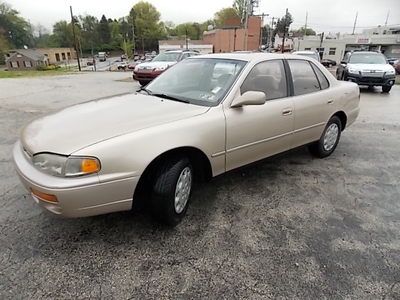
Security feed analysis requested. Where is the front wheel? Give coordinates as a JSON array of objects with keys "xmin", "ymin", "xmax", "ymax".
[
  {"xmin": 382, "ymin": 85, "xmax": 392, "ymax": 93},
  {"xmin": 139, "ymin": 81, "xmax": 148, "ymax": 86},
  {"xmin": 150, "ymin": 157, "xmax": 193, "ymax": 226},
  {"xmin": 309, "ymin": 116, "xmax": 342, "ymax": 158}
]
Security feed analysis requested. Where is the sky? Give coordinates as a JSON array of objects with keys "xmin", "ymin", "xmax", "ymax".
[{"xmin": 6, "ymin": 0, "xmax": 400, "ymax": 34}]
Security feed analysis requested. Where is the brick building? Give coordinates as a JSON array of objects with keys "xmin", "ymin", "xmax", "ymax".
[{"xmin": 5, "ymin": 49, "xmax": 47, "ymax": 70}]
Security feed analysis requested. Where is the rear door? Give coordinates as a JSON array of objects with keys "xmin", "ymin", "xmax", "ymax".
[{"xmin": 287, "ymin": 59, "xmax": 336, "ymax": 148}]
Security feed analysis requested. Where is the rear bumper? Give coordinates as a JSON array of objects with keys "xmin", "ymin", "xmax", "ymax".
[
  {"xmin": 347, "ymin": 73, "xmax": 396, "ymax": 86},
  {"xmin": 13, "ymin": 141, "xmax": 138, "ymax": 218}
]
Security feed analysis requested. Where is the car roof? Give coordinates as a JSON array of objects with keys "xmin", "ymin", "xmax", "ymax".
[
  {"xmin": 350, "ymin": 51, "xmax": 381, "ymax": 55},
  {"xmin": 292, "ymin": 51, "xmax": 318, "ymax": 55},
  {"xmin": 192, "ymin": 52, "xmax": 319, "ymax": 64}
]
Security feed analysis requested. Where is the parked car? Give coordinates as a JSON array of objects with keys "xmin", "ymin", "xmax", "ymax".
[
  {"xmin": 133, "ymin": 50, "xmax": 199, "ymax": 86},
  {"xmin": 386, "ymin": 57, "xmax": 398, "ymax": 65},
  {"xmin": 121, "ymin": 54, "xmax": 127, "ymax": 60},
  {"xmin": 13, "ymin": 53, "xmax": 360, "ymax": 226},
  {"xmin": 321, "ymin": 59, "xmax": 337, "ymax": 67},
  {"xmin": 128, "ymin": 62, "xmax": 139, "ymax": 70},
  {"xmin": 292, "ymin": 50, "xmax": 321, "ymax": 62},
  {"xmin": 336, "ymin": 51, "xmax": 396, "ymax": 93},
  {"xmin": 393, "ymin": 59, "xmax": 400, "ymax": 74},
  {"xmin": 117, "ymin": 62, "xmax": 128, "ymax": 70}
]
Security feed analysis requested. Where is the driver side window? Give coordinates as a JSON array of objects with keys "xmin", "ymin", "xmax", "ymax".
[{"xmin": 241, "ymin": 60, "xmax": 287, "ymax": 100}]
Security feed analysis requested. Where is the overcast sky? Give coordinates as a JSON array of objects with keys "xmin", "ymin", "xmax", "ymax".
[{"xmin": 6, "ymin": 0, "xmax": 400, "ymax": 34}]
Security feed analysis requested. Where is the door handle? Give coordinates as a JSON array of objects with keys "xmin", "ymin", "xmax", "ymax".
[
  {"xmin": 327, "ymin": 99, "xmax": 334, "ymax": 104},
  {"xmin": 282, "ymin": 108, "xmax": 292, "ymax": 116}
]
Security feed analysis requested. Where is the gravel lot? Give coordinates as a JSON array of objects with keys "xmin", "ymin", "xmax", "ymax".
[{"xmin": 0, "ymin": 73, "xmax": 399, "ymax": 299}]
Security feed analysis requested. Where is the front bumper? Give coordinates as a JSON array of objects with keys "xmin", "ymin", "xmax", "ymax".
[
  {"xmin": 13, "ymin": 141, "xmax": 138, "ymax": 218},
  {"xmin": 133, "ymin": 69, "xmax": 163, "ymax": 82},
  {"xmin": 346, "ymin": 73, "xmax": 396, "ymax": 86}
]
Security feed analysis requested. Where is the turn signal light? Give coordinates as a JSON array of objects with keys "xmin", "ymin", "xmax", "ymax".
[
  {"xmin": 81, "ymin": 158, "xmax": 100, "ymax": 174},
  {"xmin": 31, "ymin": 188, "xmax": 58, "ymax": 203}
]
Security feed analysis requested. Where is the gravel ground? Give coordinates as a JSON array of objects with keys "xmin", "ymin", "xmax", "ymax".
[{"xmin": 0, "ymin": 73, "xmax": 399, "ymax": 299}]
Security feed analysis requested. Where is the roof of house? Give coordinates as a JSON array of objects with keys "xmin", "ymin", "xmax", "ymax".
[{"xmin": 7, "ymin": 49, "xmax": 45, "ymax": 61}]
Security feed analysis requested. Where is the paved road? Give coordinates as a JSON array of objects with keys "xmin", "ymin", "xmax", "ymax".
[{"xmin": 0, "ymin": 74, "xmax": 399, "ymax": 299}]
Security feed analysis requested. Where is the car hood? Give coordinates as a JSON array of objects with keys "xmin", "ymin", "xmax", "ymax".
[
  {"xmin": 348, "ymin": 63, "xmax": 394, "ymax": 72},
  {"xmin": 137, "ymin": 61, "xmax": 177, "ymax": 69},
  {"xmin": 21, "ymin": 93, "xmax": 209, "ymax": 155}
]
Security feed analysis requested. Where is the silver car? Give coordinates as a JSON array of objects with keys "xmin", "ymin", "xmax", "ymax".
[{"xmin": 13, "ymin": 53, "xmax": 360, "ymax": 225}]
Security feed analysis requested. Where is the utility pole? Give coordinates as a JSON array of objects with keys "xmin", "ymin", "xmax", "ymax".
[
  {"xmin": 384, "ymin": 10, "xmax": 390, "ymax": 27},
  {"xmin": 269, "ymin": 17, "xmax": 275, "ymax": 51},
  {"xmin": 185, "ymin": 28, "xmax": 188, "ymax": 50},
  {"xmin": 131, "ymin": 17, "xmax": 135, "ymax": 56},
  {"xmin": 352, "ymin": 11, "xmax": 358, "ymax": 35},
  {"xmin": 281, "ymin": 8, "xmax": 288, "ymax": 53},
  {"xmin": 319, "ymin": 32, "xmax": 324, "ymax": 59},
  {"xmin": 304, "ymin": 11, "xmax": 308, "ymax": 36},
  {"xmin": 70, "ymin": 6, "xmax": 81, "ymax": 71},
  {"xmin": 244, "ymin": 0, "xmax": 250, "ymax": 50}
]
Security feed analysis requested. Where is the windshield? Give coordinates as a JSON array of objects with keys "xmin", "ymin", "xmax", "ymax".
[
  {"xmin": 152, "ymin": 52, "xmax": 180, "ymax": 62},
  {"xmin": 145, "ymin": 58, "xmax": 247, "ymax": 106},
  {"xmin": 349, "ymin": 53, "xmax": 387, "ymax": 64}
]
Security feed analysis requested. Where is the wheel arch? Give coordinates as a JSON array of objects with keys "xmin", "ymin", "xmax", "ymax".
[{"xmin": 332, "ymin": 111, "xmax": 347, "ymax": 131}]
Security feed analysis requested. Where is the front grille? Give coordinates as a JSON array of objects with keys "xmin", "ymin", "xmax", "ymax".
[
  {"xmin": 360, "ymin": 71, "xmax": 384, "ymax": 77},
  {"xmin": 359, "ymin": 77, "xmax": 385, "ymax": 84}
]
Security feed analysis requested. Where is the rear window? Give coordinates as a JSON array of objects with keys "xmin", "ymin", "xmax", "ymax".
[{"xmin": 288, "ymin": 60, "xmax": 320, "ymax": 96}]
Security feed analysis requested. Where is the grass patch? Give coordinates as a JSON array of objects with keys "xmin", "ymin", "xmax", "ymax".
[{"xmin": 0, "ymin": 66, "xmax": 77, "ymax": 78}]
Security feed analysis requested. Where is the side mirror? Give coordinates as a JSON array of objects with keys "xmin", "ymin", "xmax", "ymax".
[
  {"xmin": 231, "ymin": 91, "xmax": 266, "ymax": 108},
  {"xmin": 340, "ymin": 61, "xmax": 347, "ymax": 65}
]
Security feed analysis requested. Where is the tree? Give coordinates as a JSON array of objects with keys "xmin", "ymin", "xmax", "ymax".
[
  {"xmin": 120, "ymin": 39, "xmax": 133, "ymax": 57},
  {"xmin": 51, "ymin": 20, "xmax": 73, "ymax": 47},
  {"xmin": 273, "ymin": 11, "xmax": 293, "ymax": 35},
  {"xmin": 79, "ymin": 15, "xmax": 99, "ymax": 53},
  {"xmin": 233, "ymin": 0, "xmax": 247, "ymax": 23},
  {"xmin": 0, "ymin": 2, "xmax": 34, "ymax": 49},
  {"xmin": 214, "ymin": 7, "xmax": 239, "ymax": 28},
  {"xmin": 129, "ymin": 1, "xmax": 165, "ymax": 52},
  {"xmin": 290, "ymin": 26, "xmax": 316, "ymax": 36},
  {"xmin": 98, "ymin": 15, "xmax": 111, "ymax": 45}
]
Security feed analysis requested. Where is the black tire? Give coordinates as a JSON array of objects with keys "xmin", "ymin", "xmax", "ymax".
[
  {"xmin": 150, "ymin": 157, "xmax": 193, "ymax": 226},
  {"xmin": 309, "ymin": 116, "xmax": 342, "ymax": 158},
  {"xmin": 382, "ymin": 85, "xmax": 392, "ymax": 93},
  {"xmin": 139, "ymin": 81, "xmax": 148, "ymax": 86}
]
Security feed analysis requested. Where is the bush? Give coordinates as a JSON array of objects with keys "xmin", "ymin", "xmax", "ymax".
[{"xmin": 36, "ymin": 64, "xmax": 61, "ymax": 71}]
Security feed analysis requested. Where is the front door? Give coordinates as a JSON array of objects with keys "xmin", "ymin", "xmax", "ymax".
[{"xmin": 224, "ymin": 59, "xmax": 294, "ymax": 171}]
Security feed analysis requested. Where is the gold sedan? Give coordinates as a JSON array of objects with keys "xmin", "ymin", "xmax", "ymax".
[{"xmin": 13, "ymin": 53, "xmax": 360, "ymax": 225}]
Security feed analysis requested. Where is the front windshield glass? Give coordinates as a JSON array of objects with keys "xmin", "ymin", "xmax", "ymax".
[
  {"xmin": 152, "ymin": 52, "xmax": 180, "ymax": 62},
  {"xmin": 145, "ymin": 58, "xmax": 247, "ymax": 106},
  {"xmin": 349, "ymin": 53, "xmax": 387, "ymax": 64}
]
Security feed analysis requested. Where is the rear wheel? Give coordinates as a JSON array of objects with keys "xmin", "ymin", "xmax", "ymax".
[
  {"xmin": 150, "ymin": 157, "xmax": 193, "ymax": 226},
  {"xmin": 309, "ymin": 116, "xmax": 342, "ymax": 158},
  {"xmin": 139, "ymin": 81, "xmax": 148, "ymax": 86},
  {"xmin": 382, "ymin": 85, "xmax": 392, "ymax": 93}
]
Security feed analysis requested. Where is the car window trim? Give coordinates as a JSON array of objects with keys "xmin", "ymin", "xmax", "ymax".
[{"xmin": 240, "ymin": 59, "xmax": 289, "ymax": 101}]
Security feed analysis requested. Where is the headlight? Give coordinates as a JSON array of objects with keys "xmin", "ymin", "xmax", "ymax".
[
  {"xmin": 153, "ymin": 66, "xmax": 167, "ymax": 72},
  {"xmin": 386, "ymin": 68, "xmax": 395, "ymax": 75},
  {"xmin": 32, "ymin": 153, "xmax": 100, "ymax": 177},
  {"xmin": 348, "ymin": 68, "xmax": 359, "ymax": 74}
]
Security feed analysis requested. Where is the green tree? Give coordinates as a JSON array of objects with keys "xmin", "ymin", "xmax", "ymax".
[
  {"xmin": 79, "ymin": 15, "xmax": 99, "ymax": 53},
  {"xmin": 98, "ymin": 15, "xmax": 111, "ymax": 45},
  {"xmin": 129, "ymin": 1, "xmax": 165, "ymax": 52},
  {"xmin": 110, "ymin": 20, "xmax": 123, "ymax": 49},
  {"xmin": 214, "ymin": 7, "xmax": 239, "ymax": 28},
  {"xmin": 120, "ymin": 39, "xmax": 133, "ymax": 57},
  {"xmin": 0, "ymin": 2, "xmax": 33, "ymax": 49},
  {"xmin": 233, "ymin": 0, "xmax": 247, "ymax": 23},
  {"xmin": 51, "ymin": 20, "xmax": 73, "ymax": 47},
  {"xmin": 290, "ymin": 26, "xmax": 316, "ymax": 36},
  {"xmin": 174, "ymin": 22, "xmax": 202, "ymax": 40},
  {"xmin": 273, "ymin": 11, "xmax": 293, "ymax": 35}
]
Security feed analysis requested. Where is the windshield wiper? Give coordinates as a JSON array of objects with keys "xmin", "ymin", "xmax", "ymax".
[
  {"xmin": 152, "ymin": 93, "xmax": 190, "ymax": 103},
  {"xmin": 136, "ymin": 87, "xmax": 153, "ymax": 95}
]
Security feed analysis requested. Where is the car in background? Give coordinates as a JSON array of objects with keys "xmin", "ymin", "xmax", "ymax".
[
  {"xmin": 13, "ymin": 53, "xmax": 360, "ymax": 225},
  {"xmin": 336, "ymin": 51, "xmax": 396, "ymax": 93},
  {"xmin": 117, "ymin": 62, "xmax": 128, "ymax": 70},
  {"xmin": 321, "ymin": 59, "xmax": 337, "ymax": 67},
  {"xmin": 133, "ymin": 50, "xmax": 199, "ymax": 86},
  {"xmin": 393, "ymin": 59, "xmax": 400, "ymax": 74},
  {"xmin": 386, "ymin": 57, "xmax": 398, "ymax": 65},
  {"xmin": 98, "ymin": 52, "xmax": 106, "ymax": 62},
  {"xmin": 121, "ymin": 54, "xmax": 127, "ymax": 60},
  {"xmin": 292, "ymin": 50, "xmax": 321, "ymax": 62}
]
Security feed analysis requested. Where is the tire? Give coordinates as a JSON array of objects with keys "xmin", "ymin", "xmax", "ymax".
[
  {"xmin": 382, "ymin": 85, "xmax": 392, "ymax": 93},
  {"xmin": 150, "ymin": 157, "xmax": 193, "ymax": 226},
  {"xmin": 139, "ymin": 81, "xmax": 148, "ymax": 86},
  {"xmin": 309, "ymin": 116, "xmax": 342, "ymax": 158}
]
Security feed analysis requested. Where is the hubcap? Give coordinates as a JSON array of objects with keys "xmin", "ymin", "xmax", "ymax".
[
  {"xmin": 323, "ymin": 123, "xmax": 339, "ymax": 151},
  {"xmin": 174, "ymin": 167, "xmax": 192, "ymax": 214}
]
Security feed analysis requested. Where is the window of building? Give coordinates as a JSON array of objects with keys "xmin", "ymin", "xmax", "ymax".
[
  {"xmin": 241, "ymin": 60, "xmax": 287, "ymax": 100},
  {"xmin": 55, "ymin": 53, "xmax": 60, "ymax": 61},
  {"xmin": 288, "ymin": 60, "xmax": 321, "ymax": 96},
  {"xmin": 316, "ymin": 47, "xmax": 324, "ymax": 54},
  {"xmin": 67, "ymin": 52, "xmax": 71, "ymax": 59},
  {"xmin": 305, "ymin": 47, "xmax": 311, "ymax": 50},
  {"xmin": 24, "ymin": 61, "xmax": 32, "ymax": 68},
  {"xmin": 329, "ymin": 48, "xmax": 336, "ymax": 55},
  {"xmin": 11, "ymin": 61, "xmax": 19, "ymax": 68},
  {"xmin": 61, "ymin": 53, "xmax": 66, "ymax": 60}
]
